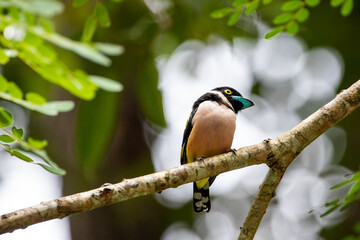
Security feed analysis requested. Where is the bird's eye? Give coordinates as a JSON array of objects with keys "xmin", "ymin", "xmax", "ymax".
[{"xmin": 224, "ymin": 89, "xmax": 232, "ymax": 95}]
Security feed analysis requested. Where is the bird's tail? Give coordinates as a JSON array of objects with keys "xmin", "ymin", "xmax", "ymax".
[{"xmin": 193, "ymin": 181, "xmax": 211, "ymax": 212}]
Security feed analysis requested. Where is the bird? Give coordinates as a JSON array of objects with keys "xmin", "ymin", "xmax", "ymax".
[{"xmin": 180, "ymin": 86, "xmax": 254, "ymax": 212}]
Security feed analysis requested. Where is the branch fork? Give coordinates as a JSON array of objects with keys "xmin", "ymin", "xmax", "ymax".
[{"xmin": 1, "ymin": 80, "xmax": 359, "ymax": 239}]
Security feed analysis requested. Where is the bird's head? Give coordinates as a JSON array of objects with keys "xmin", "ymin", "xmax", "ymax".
[{"xmin": 212, "ymin": 86, "xmax": 254, "ymax": 113}]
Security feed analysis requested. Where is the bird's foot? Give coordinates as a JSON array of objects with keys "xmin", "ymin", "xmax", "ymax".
[
  {"xmin": 226, "ymin": 148, "xmax": 237, "ymax": 156},
  {"xmin": 264, "ymin": 138, "xmax": 272, "ymax": 143},
  {"xmin": 195, "ymin": 156, "xmax": 205, "ymax": 162}
]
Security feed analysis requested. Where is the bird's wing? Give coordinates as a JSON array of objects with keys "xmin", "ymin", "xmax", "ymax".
[{"xmin": 180, "ymin": 108, "xmax": 198, "ymax": 165}]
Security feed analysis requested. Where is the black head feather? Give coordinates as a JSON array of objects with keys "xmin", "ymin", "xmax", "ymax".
[{"xmin": 212, "ymin": 86, "xmax": 252, "ymax": 113}]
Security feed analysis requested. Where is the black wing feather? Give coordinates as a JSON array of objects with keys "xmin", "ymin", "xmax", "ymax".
[{"xmin": 180, "ymin": 107, "xmax": 198, "ymax": 165}]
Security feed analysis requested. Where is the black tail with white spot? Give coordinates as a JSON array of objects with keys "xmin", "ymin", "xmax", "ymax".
[{"xmin": 193, "ymin": 182, "xmax": 211, "ymax": 213}]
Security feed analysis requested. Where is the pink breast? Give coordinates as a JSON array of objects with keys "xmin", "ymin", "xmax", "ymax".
[{"xmin": 186, "ymin": 101, "xmax": 236, "ymax": 162}]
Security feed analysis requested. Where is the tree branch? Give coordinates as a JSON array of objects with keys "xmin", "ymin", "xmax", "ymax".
[
  {"xmin": 1, "ymin": 80, "xmax": 359, "ymax": 236},
  {"xmin": 238, "ymin": 79, "xmax": 360, "ymax": 239},
  {"xmin": 238, "ymin": 167, "xmax": 285, "ymax": 240}
]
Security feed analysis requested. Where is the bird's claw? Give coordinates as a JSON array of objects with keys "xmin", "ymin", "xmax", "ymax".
[
  {"xmin": 264, "ymin": 138, "xmax": 272, "ymax": 143},
  {"xmin": 195, "ymin": 156, "xmax": 205, "ymax": 162},
  {"xmin": 226, "ymin": 148, "xmax": 237, "ymax": 156}
]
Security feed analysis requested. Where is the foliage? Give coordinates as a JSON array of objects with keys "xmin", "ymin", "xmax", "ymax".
[
  {"xmin": 210, "ymin": 0, "xmax": 354, "ymax": 39},
  {"xmin": 0, "ymin": 75, "xmax": 74, "ymax": 115},
  {"xmin": 321, "ymin": 171, "xmax": 360, "ymax": 217},
  {"xmin": 0, "ymin": 107, "xmax": 65, "ymax": 174},
  {"xmin": 342, "ymin": 222, "xmax": 360, "ymax": 240},
  {"xmin": 0, "ymin": 0, "xmax": 123, "ymax": 174}
]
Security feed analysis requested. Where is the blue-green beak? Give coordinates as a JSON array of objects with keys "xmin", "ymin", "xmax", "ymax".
[{"xmin": 232, "ymin": 96, "xmax": 254, "ymax": 110}]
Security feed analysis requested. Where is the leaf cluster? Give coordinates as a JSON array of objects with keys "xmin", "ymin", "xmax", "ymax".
[
  {"xmin": 0, "ymin": 107, "xmax": 65, "ymax": 175},
  {"xmin": 0, "ymin": 0, "xmax": 123, "ymax": 174},
  {"xmin": 210, "ymin": 0, "xmax": 267, "ymax": 27},
  {"xmin": 210, "ymin": 0, "xmax": 355, "ymax": 39},
  {"xmin": 0, "ymin": 75, "xmax": 74, "ymax": 115},
  {"xmin": 321, "ymin": 171, "xmax": 360, "ymax": 217}
]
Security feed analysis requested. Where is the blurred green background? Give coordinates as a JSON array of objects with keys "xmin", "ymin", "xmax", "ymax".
[{"xmin": 2, "ymin": 0, "xmax": 360, "ymax": 239}]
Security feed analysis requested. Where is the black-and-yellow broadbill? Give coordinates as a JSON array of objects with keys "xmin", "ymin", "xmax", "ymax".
[{"xmin": 180, "ymin": 87, "xmax": 254, "ymax": 212}]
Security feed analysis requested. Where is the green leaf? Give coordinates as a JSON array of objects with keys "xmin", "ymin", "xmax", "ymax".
[
  {"xmin": 246, "ymin": 0, "xmax": 259, "ymax": 15},
  {"xmin": 0, "ymin": 107, "xmax": 13, "ymax": 127},
  {"xmin": 0, "ymin": 90, "xmax": 74, "ymax": 115},
  {"xmin": 82, "ymin": 14, "xmax": 98, "ymax": 42},
  {"xmin": 24, "ymin": 11, "xmax": 36, "ymax": 25},
  {"xmin": 227, "ymin": 9, "xmax": 243, "ymax": 26},
  {"xmin": 0, "ymin": 48, "xmax": 9, "ymax": 64},
  {"xmin": 44, "ymin": 101, "xmax": 75, "ymax": 112},
  {"xmin": 12, "ymin": 126, "xmax": 24, "ymax": 139},
  {"xmin": 9, "ymin": 7, "xmax": 20, "ymax": 20},
  {"xmin": 25, "ymin": 92, "xmax": 47, "ymax": 105},
  {"xmin": 7, "ymin": 146, "xmax": 66, "ymax": 175},
  {"xmin": 321, "ymin": 204, "xmax": 340, "ymax": 217},
  {"xmin": 73, "ymin": 44, "xmax": 111, "ymax": 66},
  {"xmin": 0, "ymin": 135, "xmax": 14, "ymax": 143},
  {"xmin": 37, "ymin": 45, "xmax": 57, "ymax": 64},
  {"xmin": 89, "ymin": 75, "xmax": 123, "ymax": 92},
  {"xmin": 232, "ymin": 0, "xmax": 249, "ymax": 7},
  {"xmin": 38, "ymin": 17, "xmax": 55, "ymax": 33},
  {"xmin": 354, "ymin": 222, "xmax": 360, "ymax": 233},
  {"xmin": 35, "ymin": 163, "xmax": 66, "ymax": 175},
  {"xmin": 341, "ymin": 0, "xmax": 353, "ymax": 16},
  {"xmin": 210, "ymin": 8, "xmax": 232, "ymax": 19},
  {"xmin": 325, "ymin": 199, "xmax": 339, "ymax": 207},
  {"xmin": 265, "ymin": 26, "xmax": 284, "ymax": 39},
  {"xmin": 28, "ymin": 0, "xmax": 64, "ymax": 17},
  {"xmin": 31, "ymin": 27, "xmax": 111, "ymax": 67},
  {"xmin": 24, "ymin": 32, "xmax": 44, "ymax": 47},
  {"xmin": 296, "ymin": 8, "xmax": 310, "ymax": 22},
  {"xmin": 20, "ymin": 48, "xmax": 97, "ymax": 99},
  {"xmin": 94, "ymin": 42, "xmax": 124, "ymax": 56},
  {"xmin": 12, "ymin": 149, "xmax": 33, "ymax": 162},
  {"xmin": 73, "ymin": 0, "xmax": 89, "ymax": 7},
  {"xmin": 7, "ymin": 82, "xmax": 23, "ymax": 99},
  {"xmin": 30, "ymin": 148, "xmax": 52, "ymax": 164},
  {"xmin": 331, "ymin": 179, "xmax": 353, "ymax": 189},
  {"xmin": 96, "ymin": 3, "xmax": 111, "ymax": 28},
  {"xmin": 28, "ymin": 137, "xmax": 48, "ymax": 149},
  {"xmin": 4, "ymin": 0, "xmax": 64, "ymax": 17},
  {"xmin": 286, "ymin": 21, "xmax": 299, "ymax": 35},
  {"xmin": 76, "ymin": 91, "xmax": 120, "ymax": 170},
  {"xmin": 281, "ymin": 0, "xmax": 303, "ymax": 11},
  {"xmin": 262, "ymin": 0, "xmax": 273, "ymax": 4},
  {"xmin": 350, "ymin": 172, "xmax": 360, "ymax": 181},
  {"xmin": 136, "ymin": 62, "xmax": 166, "ymax": 127},
  {"xmin": 273, "ymin": 13, "xmax": 293, "ymax": 24},
  {"xmin": 331, "ymin": 0, "xmax": 345, "ymax": 7},
  {"xmin": 305, "ymin": 0, "xmax": 321, "ymax": 7},
  {"xmin": 340, "ymin": 201, "xmax": 352, "ymax": 211},
  {"xmin": 321, "ymin": 199, "xmax": 340, "ymax": 217},
  {"xmin": 343, "ymin": 236, "xmax": 356, "ymax": 240},
  {"xmin": 0, "ymin": 75, "xmax": 8, "ymax": 92},
  {"xmin": 347, "ymin": 182, "xmax": 360, "ymax": 198}
]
